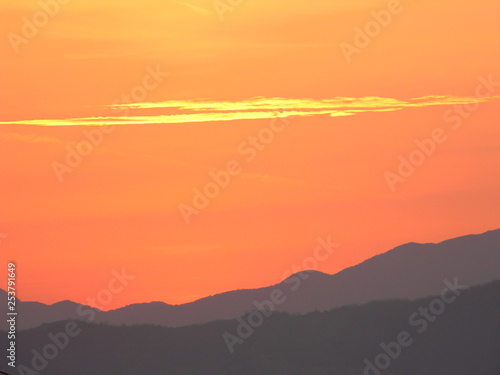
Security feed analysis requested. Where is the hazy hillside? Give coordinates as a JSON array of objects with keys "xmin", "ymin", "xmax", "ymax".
[
  {"xmin": 2, "ymin": 229, "xmax": 499, "ymax": 330},
  {"xmin": 2, "ymin": 280, "xmax": 499, "ymax": 375}
]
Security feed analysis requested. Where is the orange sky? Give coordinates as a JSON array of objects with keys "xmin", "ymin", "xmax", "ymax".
[{"xmin": 1, "ymin": 0, "xmax": 499, "ymax": 309}]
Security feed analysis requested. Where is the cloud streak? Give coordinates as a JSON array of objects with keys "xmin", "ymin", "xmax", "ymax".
[{"xmin": 1, "ymin": 96, "xmax": 499, "ymax": 126}]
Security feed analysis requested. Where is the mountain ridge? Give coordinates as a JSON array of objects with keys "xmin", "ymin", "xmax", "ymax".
[
  {"xmin": 5, "ymin": 280, "xmax": 499, "ymax": 375},
  {"xmin": 1, "ymin": 228, "xmax": 499, "ymax": 330}
]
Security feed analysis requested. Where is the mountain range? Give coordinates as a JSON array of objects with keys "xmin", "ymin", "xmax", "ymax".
[
  {"xmin": 4, "ymin": 280, "xmax": 499, "ymax": 374},
  {"xmin": 2, "ymin": 228, "xmax": 499, "ymax": 330}
]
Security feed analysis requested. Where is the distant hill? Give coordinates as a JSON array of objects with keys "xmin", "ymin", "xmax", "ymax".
[
  {"xmin": 2, "ymin": 229, "xmax": 499, "ymax": 330},
  {"xmin": 3, "ymin": 280, "xmax": 499, "ymax": 375}
]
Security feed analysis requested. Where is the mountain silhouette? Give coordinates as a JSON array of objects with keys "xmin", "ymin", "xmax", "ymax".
[
  {"xmin": 3, "ymin": 280, "xmax": 499, "ymax": 375},
  {"xmin": 1, "ymin": 229, "xmax": 499, "ymax": 330}
]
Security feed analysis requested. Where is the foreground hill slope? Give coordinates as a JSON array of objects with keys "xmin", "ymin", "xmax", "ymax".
[{"xmin": 3, "ymin": 280, "xmax": 499, "ymax": 374}]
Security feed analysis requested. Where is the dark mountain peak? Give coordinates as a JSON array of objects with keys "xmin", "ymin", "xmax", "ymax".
[
  {"xmin": 50, "ymin": 300, "xmax": 78, "ymax": 307},
  {"xmin": 437, "ymin": 227, "xmax": 500, "ymax": 246},
  {"xmin": 283, "ymin": 269, "xmax": 331, "ymax": 282},
  {"xmin": 339, "ymin": 228, "xmax": 500, "ymax": 275},
  {"xmin": 116, "ymin": 301, "xmax": 172, "ymax": 311}
]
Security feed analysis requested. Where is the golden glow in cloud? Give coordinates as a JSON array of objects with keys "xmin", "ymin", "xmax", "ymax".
[
  {"xmin": 2, "ymin": 95, "xmax": 499, "ymax": 127},
  {"xmin": 110, "ymin": 96, "xmax": 498, "ymax": 111}
]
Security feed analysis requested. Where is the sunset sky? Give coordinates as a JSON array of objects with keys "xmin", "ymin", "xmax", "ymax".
[{"xmin": 1, "ymin": 0, "xmax": 499, "ymax": 309}]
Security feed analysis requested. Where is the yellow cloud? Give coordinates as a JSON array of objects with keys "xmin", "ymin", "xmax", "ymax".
[
  {"xmin": 1, "ymin": 95, "xmax": 499, "ymax": 126},
  {"xmin": 111, "ymin": 95, "xmax": 500, "ymax": 111}
]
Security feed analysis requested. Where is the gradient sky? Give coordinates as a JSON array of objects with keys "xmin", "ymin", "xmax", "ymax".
[{"xmin": 1, "ymin": 0, "xmax": 499, "ymax": 309}]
